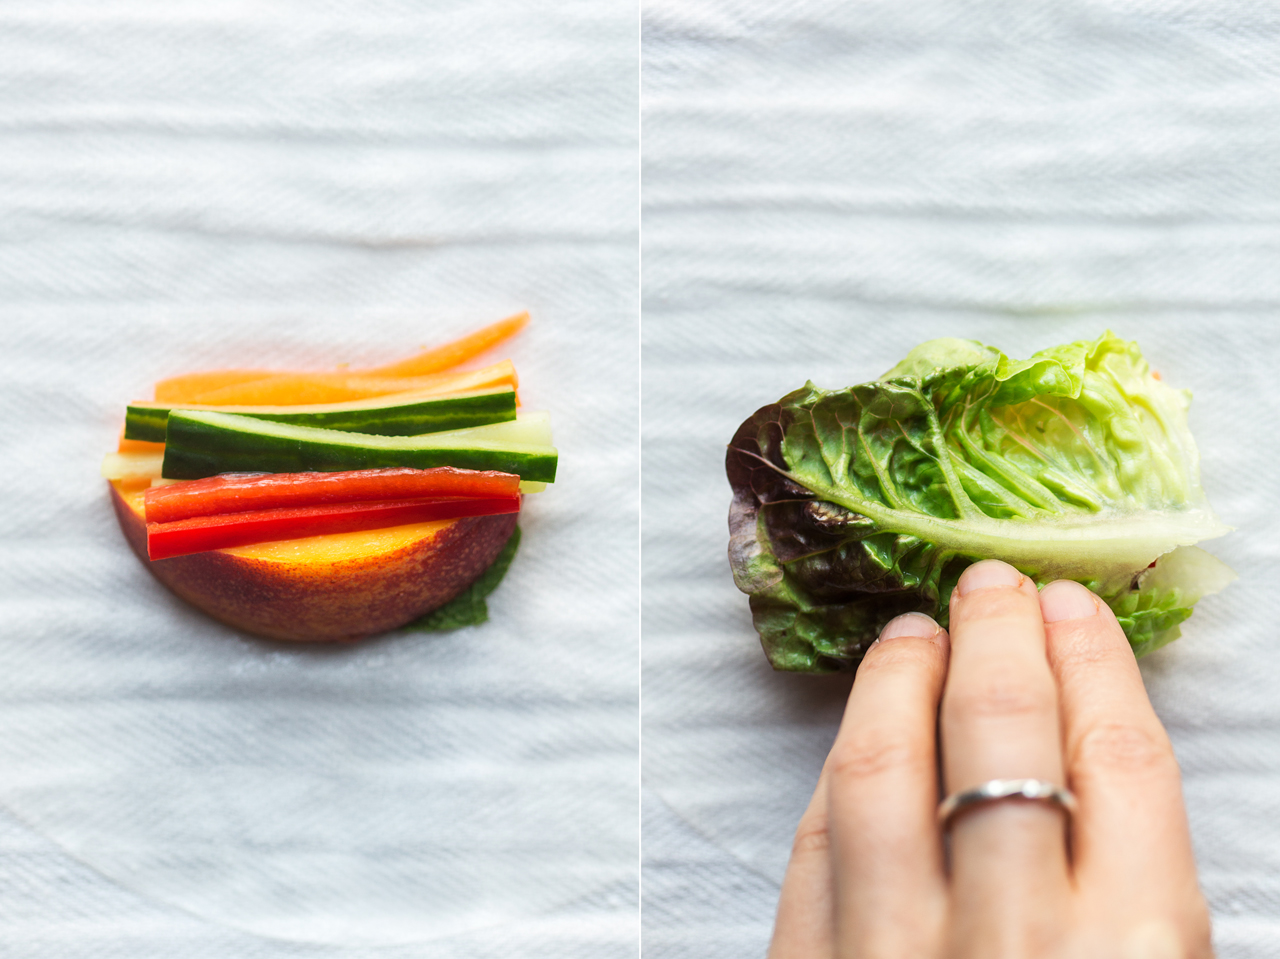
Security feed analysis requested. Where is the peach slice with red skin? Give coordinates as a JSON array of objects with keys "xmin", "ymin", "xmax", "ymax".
[{"xmin": 109, "ymin": 479, "xmax": 518, "ymax": 642}]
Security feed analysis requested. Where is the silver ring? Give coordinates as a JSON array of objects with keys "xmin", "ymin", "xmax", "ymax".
[{"xmin": 937, "ymin": 778, "xmax": 1078, "ymax": 828}]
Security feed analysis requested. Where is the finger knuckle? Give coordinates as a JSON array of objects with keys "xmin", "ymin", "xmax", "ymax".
[
  {"xmin": 857, "ymin": 635, "xmax": 942, "ymax": 678},
  {"xmin": 1119, "ymin": 907, "xmax": 1213, "ymax": 959},
  {"xmin": 945, "ymin": 668, "xmax": 1053, "ymax": 724},
  {"xmin": 953, "ymin": 589, "xmax": 1034, "ymax": 625},
  {"xmin": 1070, "ymin": 722, "xmax": 1177, "ymax": 778},
  {"xmin": 951, "ymin": 912, "xmax": 1063, "ymax": 959},
  {"xmin": 828, "ymin": 730, "xmax": 924, "ymax": 784},
  {"xmin": 1049, "ymin": 628, "xmax": 1132, "ymax": 679},
  {"xmin": 789, "ymin": 814, "xmax": 831, "ymax": 858}
]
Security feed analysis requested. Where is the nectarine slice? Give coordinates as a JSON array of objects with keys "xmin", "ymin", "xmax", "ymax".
[{"xmin": 109, "ymin": 480, "xmax": 518, "ymax": 642}]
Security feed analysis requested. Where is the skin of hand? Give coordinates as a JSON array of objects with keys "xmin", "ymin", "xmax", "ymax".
[{"xmin": 768, "ymin": 559, "xmax": 1213, "ymax": 959}]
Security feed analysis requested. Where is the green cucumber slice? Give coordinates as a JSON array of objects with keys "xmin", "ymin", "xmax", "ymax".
[
  {"xmin": 443, "ymin": 410, "xmax": 553, "ymax": 447},
  {"xmin": 125, "ymin": 386, "xmax": 516, "ymax": 443},
  {"xmin": 163, "ymin": 410, "xmax": 559, "ymax": 483}
]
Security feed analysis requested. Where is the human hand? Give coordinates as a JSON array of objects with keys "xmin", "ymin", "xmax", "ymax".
[{"xmin": 768, "ymin": 559, "xmax": 1212, "ymax": 958}]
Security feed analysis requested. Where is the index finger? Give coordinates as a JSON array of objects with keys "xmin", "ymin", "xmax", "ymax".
[
  {"xmin": 1039, "ymin": 580, "xmax": 1210, "ymax": 941},
  {"xmin": 827, "ymin": 612, "xmax": 950, "ymax": 957}
]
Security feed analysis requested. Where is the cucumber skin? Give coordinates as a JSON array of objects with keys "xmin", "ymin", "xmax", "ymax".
[
  {"xmin": 125, "ymin": 389, "xmax": 516, "ymax": 443},
  {"xmin": 163, "ymin": 414, "xmax": 558, "ymax": 483}
]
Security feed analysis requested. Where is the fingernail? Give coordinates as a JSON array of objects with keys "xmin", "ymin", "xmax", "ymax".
[
  {"xmin": 1040, "ymin": 580, "xmax": 1099, "ymax": 623},
  {"xmin": 956, "ymin": 559, "xmax": 1023, "ymax": 597},
  {"xmin": 875, "ymin": 612, "xmax": 939, "ymax": 645}
]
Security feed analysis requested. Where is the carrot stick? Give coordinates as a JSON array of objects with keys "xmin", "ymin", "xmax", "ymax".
[
  {"xmin": 117, "ymin": 426, "xmax": 166, "ymax": 454},
  {"xmin": 118, "ymin": 437, "xmax": 166, "ymax": 453},
  {"xmin": 179, "ymin": 361, "xmax": 517, "ymax": 406},
  {"xmin": 154, "ymin": 371, "xmax": 277, "ymax": 403},
  {"xmin": 153, "ymin": 314, "xmax": 528, "ymax": 403},
  {"xmin": 362, "ymin": 312, "xmax": 529, "ymax": 377}
]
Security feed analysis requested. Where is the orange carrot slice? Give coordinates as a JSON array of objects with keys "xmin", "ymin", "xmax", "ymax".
[
  {"xmin": 154, "ymin": 313, "xmax": 529, "ymax": 403},
  {"xmin": 181, "ymin": 360, "xmax": 518, "ymax": 406},
  {"xmin": 117, "ymin": 426, "xmax": 167, "ymax": 454},
  {"xmin": 363, "ymin": 311, "xmax": 529, "ymax": 377},
  {"xmin": 118, "ymin": 438, "xmax": 166, "ymax": 453},
  {"xmin": 154, "ymin": 370, "xmax": 277, "ymax": 403}
]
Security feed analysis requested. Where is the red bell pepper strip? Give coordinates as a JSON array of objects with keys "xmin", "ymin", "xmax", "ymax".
[
  {"xmin": 146, "ymin": 495, "xmax": 520, "ymax": 560},
  {"xmin": 145, "ymin": 467, "xmax": 520, "ymax": 524}
]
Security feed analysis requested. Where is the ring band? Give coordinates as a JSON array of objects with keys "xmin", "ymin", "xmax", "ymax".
[{"xmin": 937, "ymin": 778, "xmax": 1078, "ymax": 828}]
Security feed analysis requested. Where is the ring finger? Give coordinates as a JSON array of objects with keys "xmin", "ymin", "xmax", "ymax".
[{"xmin": 941, "ymin": 560, "xmax": 1071, "ymax": 953}]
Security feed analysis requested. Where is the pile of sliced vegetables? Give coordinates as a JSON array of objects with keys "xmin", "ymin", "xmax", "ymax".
[{"xmin": 101, "ymin": 313, "xmax": 556, "ymax": 560}]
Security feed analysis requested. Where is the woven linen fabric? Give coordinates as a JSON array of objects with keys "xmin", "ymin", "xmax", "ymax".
[
  {"xmin": 0, "ymin": 2, "xmax": 638, "ymax": 956},
  {"xmin": 642, "ymin": 2, "xmax": 1280, "ymax": 957}
]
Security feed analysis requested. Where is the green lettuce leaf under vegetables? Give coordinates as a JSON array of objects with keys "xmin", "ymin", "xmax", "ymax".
[{"xmin": 726, "ymin": 332, "xmax": 1233, "ymax": 673}]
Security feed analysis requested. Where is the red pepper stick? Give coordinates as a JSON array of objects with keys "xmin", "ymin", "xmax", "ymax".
[
  {"xmin": 146, "ymin": 495, "xmax": 520, "ymax": 560},
  {"xmin": 145, "ymin": 467, "xmax": 521, "ymax": 524}
]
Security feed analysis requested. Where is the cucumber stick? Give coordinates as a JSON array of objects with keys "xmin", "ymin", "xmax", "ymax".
[
  {"xmin": 439, "ymin": 410, "xmax": 553, "ymax": 447},
  {"xmin": 163, "ymin": 410, "xmax": 558, "ymax": 483},
  {"xmin": 100, "ymin": 452, "xmax": 165, "ymax": 480},
  {"xmin": 125, "ymin": 386, "xmax": 516, "ymax": 443}
]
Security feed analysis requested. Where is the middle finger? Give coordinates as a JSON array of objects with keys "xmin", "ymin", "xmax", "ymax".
[{"xmin": 941, "ymin": 560, "xmax": 1071, "ymax": 952}]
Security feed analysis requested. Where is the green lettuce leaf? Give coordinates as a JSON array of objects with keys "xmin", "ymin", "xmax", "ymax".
[
  {"xmin": 726, "ymin": 332, "xmax": 1232, "ymax": 673},
  {"xmin": 404, "ymin": 526, "xmax": 521, "ymax": 632}
]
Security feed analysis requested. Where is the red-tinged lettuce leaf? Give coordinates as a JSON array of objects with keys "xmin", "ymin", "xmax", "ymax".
[{"xmin": 727, "ymin": 332, "xmax": 1233, "ymax": 673}]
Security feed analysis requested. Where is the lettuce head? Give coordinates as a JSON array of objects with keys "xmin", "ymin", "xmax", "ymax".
[{"xmin": 726, "ymin": 332, "xmax": 1233, "ymax": 673}]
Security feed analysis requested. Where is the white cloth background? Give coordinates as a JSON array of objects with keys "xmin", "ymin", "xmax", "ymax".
[
  {"xmin": 642, "ymin": 2, "xmax": 1280, "ymax": 957},
  {"xmin": 0, "ymin": 3, "xmax": 637, "ymax": 956}
]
